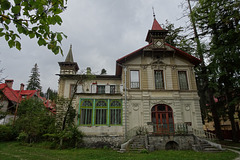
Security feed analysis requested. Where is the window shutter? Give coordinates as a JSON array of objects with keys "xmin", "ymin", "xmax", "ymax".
[
  {"xmin": 105, "ymin": 84, "xmax": 110, "ymax": 94},
  {"xmin": 91, "ymin": 83, "xmax": 97, "ymax": 93},
  {"xmin": 120, "ymin": 84, "xmax": 123, "ymax": 93},
  {"xmin": 76, "ymin": 84, "xmax": 83, "ymax": 93}
]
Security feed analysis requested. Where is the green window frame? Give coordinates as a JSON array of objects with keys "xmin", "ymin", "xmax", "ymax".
[
  {"xmin": 95, "ymin": 99, "xmax": 108, "ymax": 125},
  {"xmin": 79, "ymin": 99, "xmax": 93, "ymax": 125},
  {"xmin": 79, "ymin": 99, "xmax": 122, "ymax": 126},
  {"xmin": 110, "ymin": 100, "xmax": 122, "ymax": 125}
]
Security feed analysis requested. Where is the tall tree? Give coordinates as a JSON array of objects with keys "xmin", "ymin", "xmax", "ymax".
[
  {"xmin": 193, "ymin": 0, "xmax": 240, "ymax": 142},
  {"xmin": 27, "ymin": 63, "xmax": 41, "ymax": 91},
  {"xmin": 0, "ymin": 0, "xmax": 67, "ymax": 54},
  {"xmin": 45, "ymin": 87, "xmax": 58, "ymax": 101},
  {"xmin": 162, "ymin": 20, "xmax": 195, "ymax": 55}
]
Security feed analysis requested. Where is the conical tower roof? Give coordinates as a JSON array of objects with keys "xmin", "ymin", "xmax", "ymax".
[
  {"xmin": 65, "ymin": 45, "xmax": 74, "ymax": 62},
  {"xmin": 145, "ymin": 17, "xmax": 168, "ymax": 43},
  {"xmin": 58, "ymin": 45, "xmax": 79, "ymax": 74},
  {"xmin": 151, "ymin": 18, "xmax": 163, "ymax": 30}
]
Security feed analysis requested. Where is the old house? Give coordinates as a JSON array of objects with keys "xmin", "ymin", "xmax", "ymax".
[
  {"xmin": 0, "ymin": 80, "xmax": 56, "ymax": 124},
  {"xmin": 57, "ymin": 18, "xmax": 204, "ymax": 149}
]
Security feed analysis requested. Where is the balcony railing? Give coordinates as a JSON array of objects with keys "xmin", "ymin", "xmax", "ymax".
[
  {"xmin": 75, "ymin": 84, "xmax": 123, "ymax": 94},
  {"xmin": 126, "ymin": 123, "xmax": 191, "ymax": 140},
  {"xmin": 130, "ymin": 82, "xmax": 140, "ymax": 89}
]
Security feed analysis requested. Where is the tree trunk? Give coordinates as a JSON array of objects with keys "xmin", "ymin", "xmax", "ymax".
[
  {"xmin": 228, "ymin": 104, "xmax": 239, "ymax": 142},
  {"xmin": 209, "ymin": 89, "xmax": 223, "ymax": 140}
]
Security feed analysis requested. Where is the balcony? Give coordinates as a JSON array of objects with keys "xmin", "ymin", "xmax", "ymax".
[{"xmin": 74, "ymin": 84, "xmax": 123, "ymax": 95}]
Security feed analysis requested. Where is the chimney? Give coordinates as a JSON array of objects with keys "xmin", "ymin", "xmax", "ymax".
[
  {"xmin": 20, "ymin": 83, "xmax": 24, "ymax": 91},
  {"xmin": 5, "ymin": 80, "xmax": 14, "ymax": 89}
]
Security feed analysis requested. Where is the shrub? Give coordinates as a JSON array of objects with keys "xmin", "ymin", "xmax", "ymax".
[
  {"xmin": 0, "ymin": 125, "xmax": 16, "ymax": 141},
  {"xmin": 14, "ymin": 98, "xmax": 56, "ymax": 143}
]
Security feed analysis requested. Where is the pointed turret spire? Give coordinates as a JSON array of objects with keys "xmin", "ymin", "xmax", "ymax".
[
  {"xmin": 145, "ymin": 15, "xmax": 168, "ymax": 45},
  {"xmin": 58, "ymin": 44, "xmax": 79, "ymax": 75},
  {"xmin": 151, "ymin": 18, "xmax": 163, "ymax": 30},
  {"xmin": 65, "ymin": 44, "xmax": 74, "ymax": 62}
]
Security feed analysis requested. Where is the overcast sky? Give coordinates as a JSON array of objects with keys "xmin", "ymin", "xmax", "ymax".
[{"xmin": 0, "ymin": 0, "xmax": 190, "ymax": 93}]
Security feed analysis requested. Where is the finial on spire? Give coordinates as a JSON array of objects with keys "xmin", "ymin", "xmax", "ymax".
[
  {"xmin": 70, "ymin": 44, "xmax": 72, "ymax": 49},
  {"xmin": 152, "ymin": 7, "xmax": 156, "ymax": 19}
]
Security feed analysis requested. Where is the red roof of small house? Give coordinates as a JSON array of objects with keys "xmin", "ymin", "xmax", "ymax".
[
  {"xmin": 0, "ymin": 82, "xmax": 56, "ymax": 114},
  {"xmin": 0, "ymin": 83, "xmax": 19, "ymax": 102}
]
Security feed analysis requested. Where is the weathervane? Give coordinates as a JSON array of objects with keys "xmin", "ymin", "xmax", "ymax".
[{"xmin": 152, "ymin": 7, "xmax": 156, "ymax": 19}]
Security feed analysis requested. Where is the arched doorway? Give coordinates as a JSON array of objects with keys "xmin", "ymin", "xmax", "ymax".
[
  {"xmin": 151, "ymin": 104, "xmax": 174, "ymax": 135},
  {"xmin": 165, "ymin": 141, "xmax": 179, "ymax": 150}
]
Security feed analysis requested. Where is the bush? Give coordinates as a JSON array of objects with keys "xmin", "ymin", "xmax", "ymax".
[
  {"xmin": 14, "ymin": 98, "xmax": 56, "ymax": 143},
  {"xmin": 43, "ymin": 126, "xmax": 84, "ymax": 149},
  {"xmin": 0, "ymin": 125, "xmax": 16, "ymax": 141}
]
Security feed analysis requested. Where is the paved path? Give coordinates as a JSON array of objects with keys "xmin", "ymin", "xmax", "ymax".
[{"xmin": 222, "ymin": 145, "xmax": 240, "ymax": 160}]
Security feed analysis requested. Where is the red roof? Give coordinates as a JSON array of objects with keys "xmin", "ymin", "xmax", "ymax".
[
  {"xmin": 0, "ymin": 82, "xmax": 56, "ymax": 114},
  {"xmin": 116, "ymin": 42, "xmax": 201, "ymax": 76},
  {"xmin": 0, "ymin": 83, "xmax": 19, "ymax": 102},
  {"xmin": 152, "ymin": 18, "xmax": 163, "ymax": 30}
]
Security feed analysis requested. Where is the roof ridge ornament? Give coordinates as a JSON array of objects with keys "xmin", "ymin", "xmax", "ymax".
[{"xmin": 152, "ymin": 7, "xmax": 156, "ymax": 19}]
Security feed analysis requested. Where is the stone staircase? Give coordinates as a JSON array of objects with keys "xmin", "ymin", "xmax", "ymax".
[
  {"xmin": 129, "ymin": 135, "xmax": 146, "ymax": 151},
  {"xmin": 196, "ymin": 138, "xmax": 224, "ymax": 152},
  {"xmin": 119, "ymin": 135, "xmax": 147, "ymax": 153}
]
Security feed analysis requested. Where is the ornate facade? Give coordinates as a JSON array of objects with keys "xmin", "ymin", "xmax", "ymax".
[{"xmin": 57, "ymin": 18, "xmax": 203, "ymax": 142}]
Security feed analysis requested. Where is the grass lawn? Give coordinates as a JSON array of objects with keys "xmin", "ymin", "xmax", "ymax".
[{"xmin": 0, "ymin": 142, "xmax": 238, "ymax": 160}]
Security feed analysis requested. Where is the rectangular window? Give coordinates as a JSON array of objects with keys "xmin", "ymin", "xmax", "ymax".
[
  {"xmin": 110, "ymin": 100, "xmax": 122, "ymax": 125},
  {"xmin": 178, "ymin": 71, "xmax": 189, "ymax": 90},
  {"xmin": 95, "ymin": 109, "xmax": 107, "ymax": 124},
  {"xmin": 97, "ymin": 85, "xmax": 105, "ymax": 94},
  {"xmin": 95, "ymin": 99, "xmax": 107, "ymax": 125},
  {"xmin": 79, "ymin": 99, "xmax": 93, "ymax": 125},
  {"xmin": 155, "ymin": 70, "xmax": 164, "ymax": 89},
  {"xmin": 110, "ymin": 85, "xmax": 115, "ymax": 94},
  {"xmin": 80, "ymin": 109, "xmax": 92, "ymax": 125},
  {"xmin": 130, "ymin": 70, "xmax": 140, "ymax": 89},
  {"xmin": 110, "ymin": 109, "xmax": 121, "ymax": 125}
]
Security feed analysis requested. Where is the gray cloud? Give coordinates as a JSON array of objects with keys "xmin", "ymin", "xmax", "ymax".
[{"xmin": 0, "ymin": 0, "xmax": 188, "ymax": 92}]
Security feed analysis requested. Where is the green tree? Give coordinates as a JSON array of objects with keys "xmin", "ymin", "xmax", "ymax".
[
  {"xmin": 0, "ymin": 0, "xmax": 67, "ymax": 54},
  {"xmin": 14, "ymin": 98, "xmax": 55, "ymax": 143},
  {"xmin": 45, "ymin": 87, "xmax": 57, "ymax": 101},
  {"xmin": 27, "ymin": 63, "xmax": 42, "ymax": 90},
  {"xmin": 162, "ymin": 20, "xmax": 195, "ymax": 55},
  {"xmin": 193, "ymin": 0, "xmax": 240, "ymax": 142}
]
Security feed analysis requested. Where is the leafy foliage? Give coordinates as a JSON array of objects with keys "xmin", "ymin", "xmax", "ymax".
[
  {"xmin": 0, "ymin": 125, "xmax": 16, "ymax": 141},
  {"xmin": 26, "ymin": 63, "xmax": 42, "ymax": 90},
  {"xmin": 162, "ymin": 20, "xmax": 195, "ymax": 55},
  {"xmin": 192, "ymin": 0, "xmax": 240, "ymax": 141},
  {"xmin": 0, "ymin": 0, "xmax": 67, "ymax": 54},
  {"xmin": 45, "ymin": 87, "xmax": 58, "ymax": 101},
  {"xmin": 14, "ymin": 98, "xmax": 56, "ymax": 143}
]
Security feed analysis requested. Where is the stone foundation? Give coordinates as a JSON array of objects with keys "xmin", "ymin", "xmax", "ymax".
[
  {"xmin": 148, "ymin": 134, "xmax": 195, "ymax": 151},
  {"xmin": 83, "ymin": 135, "xmax": 124, "ymax": 148}
]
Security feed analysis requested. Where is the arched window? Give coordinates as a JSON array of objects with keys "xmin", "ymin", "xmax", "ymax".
[{"xmin": 151, "ymin": 104, "xmax": 174, "ymax": 135}]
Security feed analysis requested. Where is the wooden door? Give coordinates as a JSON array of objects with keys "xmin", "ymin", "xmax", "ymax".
[{"xmin": 151, "ymin": 104, "xmax": 174, "ymax": 135}]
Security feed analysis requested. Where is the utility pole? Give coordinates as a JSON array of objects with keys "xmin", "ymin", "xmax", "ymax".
[{"xmin": 117, "ymin": 63, "xmax": 128, "ymax": 140}]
